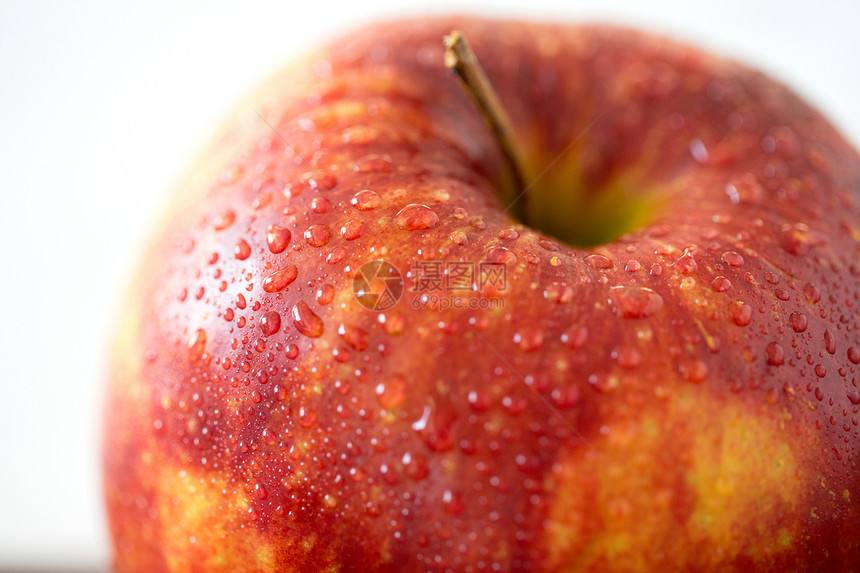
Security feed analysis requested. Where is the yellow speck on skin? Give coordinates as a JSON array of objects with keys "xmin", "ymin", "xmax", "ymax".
[
  {"xmin": 157, "ymin": 464, "xmax": 281, "ymax": 572},
  {"xmin": 544, "ymin": 387, "xmax": 813, "ymax": 571}
]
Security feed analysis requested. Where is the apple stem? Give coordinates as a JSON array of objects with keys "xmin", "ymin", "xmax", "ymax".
[{"xmin": 444, "ymin": 31, "xmax": 528, "ymax": 218}]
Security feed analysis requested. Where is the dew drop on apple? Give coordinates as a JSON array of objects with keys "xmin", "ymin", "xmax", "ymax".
[
  {"xmin": 304, "ymin": 224, "xmax": 332, "ymax": 247},
  {"xmin": 711, "ymin": 276, "xmax": 732, "ymax": 293},
  {"xmin": 340, "ymin": 218, "xmax": 363, "ymax": 241},
  {"xmin": 847, "ymin": 391, "xmax": 860, "ymax": 406},
  {"xmin": 292, "ymin": 300, "xmax": 324, "ymax": 337},
  {"xmin": 316, "ymin": 283, "xmax": 335, "ymax": 305},
  {"xmin": 354, "ymin": 154, "xmax": 392, "ymax": 173},
  {"xmin": 187, "ymin": 329, "xmax": 207, "ymax": 362},
  {"xmin": 442, "ymin": 489, "xmax": 465, "ymax": 516},
  {"xmin": 765, "ymin": 341, "xmax": 785, "ymax": 366},
  {"xmin": 824, "ymin": 329, "xmax": 836, "ymax": 354},
  {"xmin": 266, "ymin": 224, "xmax": 291, "ymax": 254},
  {"xmin": 803, "ymin": 283, "xmax": 821, "ymax": 304},
  {"xmin": 263, "ymin": 264, "xmax": 298, "ymax": 293},
  {"xmin": 585, "ymin": 254, "xmax": 613, "ymax": 269},
  {"xmin": 544, "ymin": 283, "xmax": 573, "ymax": 304},
  {"xmin": 789, "ymin": 312, "xmax": 808, "ymax": 333},
  {"xmin": 260, "ymin": 311, "xmax": 281, "ymax": 337},
  {"xmin": 350, "ymin": 189, "xmax": 381, "ymax": 211},
  {"xmin": 338, "ymin": 323, "xmax": 368, "ymax": 351},
  {"xmin": 213, "ymin": 209, "xmax": 236, "ymax": 230},
  {"xmin": 725, "ymin": 173, "xmax": 763, "ymax": 204},
  {"xmin": 780, "ymin": 224, "xmax": 812, "ymax": 256},
  {"xmin": 609, "ymin": 286, "xmax": 663, "ymax": 319},
  {"xmin": 513, "ymin": 328, "xmax": 544, "ymax": 351},
  {"xmin": 395, "ymin": 204, "xmax": 440, "ymax": 231},
  {"xmin": 679, "ymin": 358, "xmax": 708, "ymax": 383},
  {"xmin": 376, "ymin": 373, "xmax": 406, "ymax": 409},
  {"xmin": 402, "ymin": 451, "xmax": 429, "ymax": 481},
  {"xmin": 311, "ymin": 196, "xmax": 330, "ymax": 214},
  {"xmin": 234, "ymin": 238, "xmax": 252, "ymax": 260},
  {"xmin": 728, "ymin": 301, "xmax": 752, "ymax": 326},
  {"xmin": 484, "ymin": 246, "xmax": 517, "ymax": 264},
  {"xmin": 298, "ymin": 406, "xmax": 317, "ymax": 428},
  {"xmin": 721, "ymin": 251, "xmax": 744, "ymax": 267},
  {"xmin": 847, "ymin": 347, "xmax": 860, "ymax": 365}
]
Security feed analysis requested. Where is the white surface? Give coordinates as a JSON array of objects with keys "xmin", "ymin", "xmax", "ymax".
[{"xmin": 1, "ymin": 0, "xmax": 858, "ymax": 569}]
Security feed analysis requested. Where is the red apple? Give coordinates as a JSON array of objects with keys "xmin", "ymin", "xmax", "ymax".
[{"xmin": 103, "ymin": 17, "xmax": 860, "ymax": 571}]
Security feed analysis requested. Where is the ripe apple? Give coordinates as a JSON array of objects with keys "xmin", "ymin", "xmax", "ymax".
[{"xmin": 103, "ymin": 17, "xmax": 860, "ymax": 572}]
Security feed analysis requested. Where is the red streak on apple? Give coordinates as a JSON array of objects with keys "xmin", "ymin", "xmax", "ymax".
[{"xmin": 104, "ymin": 17, "xmax": 860, "ymax": 572}]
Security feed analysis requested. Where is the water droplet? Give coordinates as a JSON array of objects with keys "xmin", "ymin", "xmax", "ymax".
[
  {"xmin": 234, "ymin": 238, "xmax": 251, "ymax": 260},
  {"xmin": 615, "ymin": 346, "xmax": 641, "ymax": 369},
  {"xmin": 235, "ymin": 293, "xmax": 247, "ymax": 309},
  {"xmin": 765, "ymin": 342, "xmax": 785, "ymax": 366},
  {"xmin": 292, "ymin": 301, "xmax": 324, "ymax": 337},
  {"xmin": 847, "ymin": 347, "xmax": 860, "ymax": 365},
  {"xmin": 609, "ymin": 286, "xmax": 664, "ymax": 319},
  {"xmin": 513, "ymin": 328, "xmax": 544, "ymax": 352},
  {"xmin": 725, "ymin": 173, "xmax": 763, "ymax": 204},
  {"xmin": 847, "ymin": 391, "xmax": 860, "ymax": 406},
  {"xmin": 449, "ymin": 230, "xmax": 468, "ymax": 245},
  {"xmin": 789, "ymin": 312, "xmax": 808, "ymax": 333},
  {"xmin": 674, "ymin": 251, "xmax": 698, "ymax": 274},
  {"xmin": 263, "ymin": 264, "xmax": 298, "ymax": 293},
  {"xmin": 679, "ymin": 359, "xmax": 708, "ymax": 383},
  {"xmin": 327, "ymin": 246, "xmax": 346, "ymax": 264},
  {"xmin": 340, "ymin": 218, "xmax": 363, "ymax": 241},
  {"xmin": 585, "ymin": 254, "xmax": 613, "ymax": 269},
  {"xmin": 728, "ymin": 301, "xmax": 752, "ymax": 326},
  {"xmin": 803, "ymin": 283, "xmax": 821, "ymax": 304},
  {"xmin": 484, "ymin": 246, "xmax": 517, "ymax": 264},
  {"xmin": 814, "ymin": 364, "xmax": 827, "ymax": 378},
  {"xmin": 562, "ymin": 326, "xmax": 588, "ymax": 349},
  {"xmin": 442, "ymin": 489, "xmax": 465, "ymax": 516},
  {"xmin": 721, "ymin": 251, "xmax": 744, "ymax": 267},
  {"xmin": 187, "ymin": 329, "xmax": 206, "ymax": 361},
  {"xmin": 266, "ymin": 225, "xmax": 291, "ymax": 254},
  {"xmin": 781, "ymin": 224, "xmax": 812, "ymax": 256},
  {"xmin": 395, "ymin": 204, "xmax": 439, "ymax": 230},
  {"xmin": 539, "ymin": 239, "xmax": 559, "ymax": 252},
  {"xmin": 350, "ymin": 189, "xmax": 381, "ymax": 211},
  {"xmin": 316, "ymin": 284, "xmax": 335, "ymax": 305},
  {"xmin": 214, "ymin": 210, "xmax": 236, "ymax": 230},
  {"xmin": 260, "ymin": 311, "xmax": 281, "ymax": 337},
  {"xmin": 304, "ymin": 172, "xmax": 337, "ymax": 191},
  {"xmin": 353, "ymin": 154, "xmax": 391, "ymax": 173},
  {"xmin": 689, "ymin": 138, "xmax": 709, "ymax": 163},
  {"xmin": 774, "ymin": 288, "xmax": 790, "ymax": 301},
  {"xmin": 711, "ymin": 276, "xmax": 732, "ymax": 292},
  {"xmin": 338, "ymin": 323, "xmax": 368, "ymax": 351},
  {"xmin": 304, "ymin": 224, "xmax": 332, "ymax": 247},
  {"xmin": 311, "ymin": 196, "xmax": 330, "ymax": 214},
  {"xmin": 625, "ymin": 260, "xmax": 642, "ymax": 272},
  {"xmin": 824, "ymin": 329, "xmax": 836, "ymax": 354},
  {"xmin": 376, "ymin": 373, "xmax": 406, "ymax": 409},
  {"xmin": 544, "ymin": 283, "xmax": 573, "ymax": 304},
  {"xmin": 498, "ymin": 228, "xmax": 519, "ymax": 240},
  {"xmin": 402, "ymin": 452, "xmax": 429, "ymax": 481},
  {"xmin": 298, "ymin": 406, "xmax": 317, "ymax": 427}
]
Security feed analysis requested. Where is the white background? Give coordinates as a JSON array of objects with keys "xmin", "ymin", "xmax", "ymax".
[{"xmin": 1, "ymin": 0, "xmax": 858, "ymax": 570}]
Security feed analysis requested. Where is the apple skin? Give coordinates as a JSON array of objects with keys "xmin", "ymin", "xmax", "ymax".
[{"xmin": 103, "ymin": 17, "xmax": 860, "ymax": 572}]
